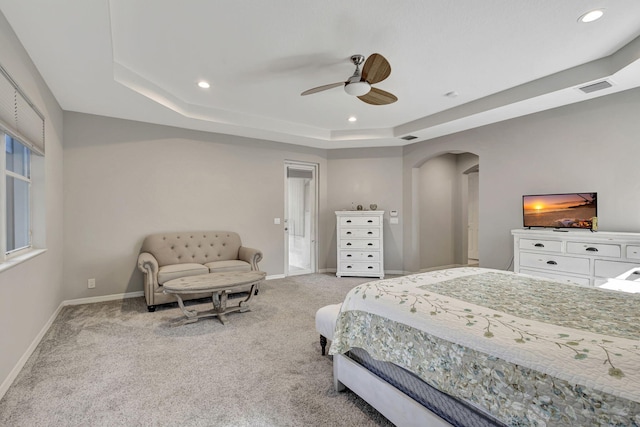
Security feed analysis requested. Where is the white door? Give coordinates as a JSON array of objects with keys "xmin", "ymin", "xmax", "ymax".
[
  {"xmin": 284, "ymin": 162, "xmax": 317, "ymax": 276},
  {"xmin": 467, "ymin": 171, "xmax": 479, "ymax": 261}
]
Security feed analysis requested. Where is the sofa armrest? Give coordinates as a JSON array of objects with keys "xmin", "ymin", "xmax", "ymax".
[
  {"xmin": 138, "ymin": 252, "xmax": 160, "ymax": 290},
  {"xmin": 238, "ymin": 246, "xmax": 263, "ymax": 270}
]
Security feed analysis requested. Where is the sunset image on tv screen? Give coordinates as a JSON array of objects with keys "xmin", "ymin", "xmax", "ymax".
[{"xmin": 523, "ymin": 193, "xmax": 597, "ymax": 228}]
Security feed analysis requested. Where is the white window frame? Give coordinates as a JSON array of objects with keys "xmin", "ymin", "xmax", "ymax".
[
  {"xmin": 1, "ymin": 132, "xmax": 33, "ymax": 260},
  {"xmin": 0, "ymin": 63, "xmax": 46, "ymax": 271}
]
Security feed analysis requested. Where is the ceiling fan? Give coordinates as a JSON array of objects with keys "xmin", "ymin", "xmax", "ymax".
[{"xmin": 301, "ymin": 53, "xmax": 397, "ymax": 105}]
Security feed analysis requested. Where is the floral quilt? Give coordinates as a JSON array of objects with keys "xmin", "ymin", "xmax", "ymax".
[{"xmin": 330, "ymin": 267, "xmax": 640, "ymax": 426}]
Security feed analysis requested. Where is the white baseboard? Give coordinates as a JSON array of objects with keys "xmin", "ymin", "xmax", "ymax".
[
  {"xmin": 62, "ymin": 291, "xmax": 144, "ymax": 306},
  {"xmin": 266, "ymin": 274, "xmax": 285, "ymax": 280},
  {"xmin": 418, "ymin": 264, "xmax": 464, "ymax": 273},
  {"xmin": 385, "ymin": 270, "xmax": 408, "ymax": 275},
  {"xmin": 319, "ymin": 268, "xmax": 410, "ymax": 276},
  {"xmin": 0, "ymin": 301, "xmax": 64, "ymax": 400}
]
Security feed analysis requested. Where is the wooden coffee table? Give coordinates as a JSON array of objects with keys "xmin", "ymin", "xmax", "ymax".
[{"xmin": 163, "ymin": 271, "xmax": 266, "ymax": 325}]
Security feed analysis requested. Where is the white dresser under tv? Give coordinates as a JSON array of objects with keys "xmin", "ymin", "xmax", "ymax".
[
  {"xmin": 512, "ymin": 229, "xmax": 640, "ymax": 286},
  {"xmin": 335, "ymin": 210, "xmax": 384, "ymax": 279}
]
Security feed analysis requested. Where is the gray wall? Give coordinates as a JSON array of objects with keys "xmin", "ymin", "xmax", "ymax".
[
  {"xmin": 417, "ymin": 152, "xmax": 479, "ymax": 269},
  {"xmin": 64, "ymin": 86, "xmax": 640, "ymax": 300},
  {"xmin": 63, "ymin": 112, "xmax": 328, "ymax": 299},
  {"xmin": 0, "ymin": 12, "xmax": 64, "ymax": 393},
  {"xmin": 403, "ymin": 87, "xmax": 640, "ymax": 272},
  {"xmin": 63, "ymin": 118, "xmax": 406, "ymax": 303},
  {"xmin": 418, "ymin": 154, "xmax": 457, "ymax": 269},
  {"xmin": 326, "ymin": 147, "xmax": 404, "ymax": 273}
]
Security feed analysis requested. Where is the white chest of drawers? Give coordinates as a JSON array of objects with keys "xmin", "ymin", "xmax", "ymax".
[
  {"xmin": 336, "ymin": 211, "xmax": 384, "ymax": 278},
  {"xmin": 512, "ymin": 229, "xmax": 640, "ymax": 286}
]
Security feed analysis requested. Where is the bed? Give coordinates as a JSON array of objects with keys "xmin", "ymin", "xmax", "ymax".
[{"xmin": 328, "ymin": 267, "xmax": 640, "ymax": 426}]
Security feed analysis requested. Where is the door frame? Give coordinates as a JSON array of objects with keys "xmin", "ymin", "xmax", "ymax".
[
  {"xmin": 284, "ymin": 161, "xmax": 318, "ymax": 276},
  {"xmin": 465, "ymin": 168, "xmax": 479, "ymax": 262}
]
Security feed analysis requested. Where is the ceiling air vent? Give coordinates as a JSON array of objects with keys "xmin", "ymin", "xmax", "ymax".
[
  {"xmin": 400, "ymin": 135, "xmax": 418, "ymax": 141},
  {"xmin": 578, "ymin": 80, "xmax": 612, "ymax": 94}
]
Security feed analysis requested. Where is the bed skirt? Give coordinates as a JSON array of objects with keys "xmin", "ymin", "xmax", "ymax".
[{"xmin": 347, "ymin": 347, "xmax": 505, "ymax": 427}]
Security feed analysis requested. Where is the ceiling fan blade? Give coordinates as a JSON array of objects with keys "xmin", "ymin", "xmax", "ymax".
[
  {"xmin": 358, "ymin": 87, "xmax": 398, "ymax": 105},
  {"xmin": 300, "ymin": 82, "xmax": 344, "ymax": 96},
  {"xmin": 361, "ymin": 53, "xmax": 391, "ymax": 84}
]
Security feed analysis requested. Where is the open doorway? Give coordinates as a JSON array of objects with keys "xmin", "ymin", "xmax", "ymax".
[
  {"xmin": 284, "ymin": 161, "xmax": 318, "ymax": 276},
  {"xmin": 465, "ymin": 165, "xmax": 479, "ymax": 266},
  {"xmin": 416, "ymin": 152, "xmax": 479, "ymax": 271}
]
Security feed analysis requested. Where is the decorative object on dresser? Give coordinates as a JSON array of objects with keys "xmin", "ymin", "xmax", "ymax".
[
  {"xmin": 335, "ymin": 210, "xmax": 384, "ymax": 278},
  {"xmin": 512, "ymin": 229, "xmax": 640, "ymax": 286}
]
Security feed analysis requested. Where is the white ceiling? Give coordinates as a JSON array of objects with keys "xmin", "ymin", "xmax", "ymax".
[{"xmin": 2, "ymin": 1, "xmax": 640, "ymax": 149}]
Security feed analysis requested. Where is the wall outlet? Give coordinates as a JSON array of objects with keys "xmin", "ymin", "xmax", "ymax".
[{"xmin": 88, "ymin": 278, "xmax": 96, "ymax": 289}]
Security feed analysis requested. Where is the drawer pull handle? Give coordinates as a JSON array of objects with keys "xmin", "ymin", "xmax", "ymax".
[
  {"xmin": 585, "ymin": 247, "xmax": 598, "ymax": 252},
  {"xmin": 534, "ymin": 243, "xmax": 544, "ymax": 248},
  {"xmin": 546, "ymin": 260, "xmax": 557, "ymax": 265},
  {"xmin": 346, "ymin": 243, "xmax": 352, "ymax": 246},
  {"xmin": 367, "ymin": 243, "xmax": 373, "ymax": 246},
  {"xmin": 346, "ymin": 231, "xmax": 352, "ymax": 235},
  {"xmin": 346, "ymin": 265, "xmax": 352, "ymax": 269},
  {"xmin": 367, "ymin": 254, "xmax": 373, "ymax": 258},
  {"xmin": 367, "ymin": 220, "xmax": 373, "ymax": 223},
  {"xmin": 346, "ymin": 254, "xmax": 352, "ymax": 257},
  {"xmin": 346, "ymin": 220, "xmax": 352, "ymax": 223},
  {"xmin": 367, "ymin": 231, "xmax": 373, "ymax": 235},
  {"xmin": 368, "ymin": 266, "xmax": 374, "ymax": 269}
]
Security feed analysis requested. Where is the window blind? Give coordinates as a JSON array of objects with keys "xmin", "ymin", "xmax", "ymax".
[
  {"xmin": 287, "ymin": 168, "xmax": 313, "ymax": 179},
  {"xmin": 0, "ymin": 63, "xmax": 45, "ymax": 155}
]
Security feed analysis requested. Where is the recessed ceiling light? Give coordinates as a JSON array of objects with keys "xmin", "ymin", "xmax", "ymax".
[
  {"xmin": 348, "ymin": 116, "xmax": 357, "ymax": 122},
  {"xmin": 197, "ymin": 81, "xmax": 210, "ymax": 89},
  {"xmin": 579, "ymin": 9, "xmax": 604, "ymax": 23}
]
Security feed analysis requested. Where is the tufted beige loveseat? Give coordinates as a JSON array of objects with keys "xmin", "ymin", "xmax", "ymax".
[{"xmin": 137, "ymin": 231, "xmax": 263, "ymax": 312}]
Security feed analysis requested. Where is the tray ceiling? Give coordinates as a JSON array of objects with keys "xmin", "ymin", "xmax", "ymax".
[{"xmin": 1, "ymin": 1, "xmax": 640, "ymax": 148}]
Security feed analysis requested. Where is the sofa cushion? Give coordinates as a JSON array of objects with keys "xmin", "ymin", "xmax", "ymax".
[
  {"xmin": 141, "ymin": 231, "xmax": 242, "ymax": 266},
  {"xmin": 205, "ymin": 260, "xmax": 251, "ymax": 273},
  {"xmin": 158, "ymin": 263, "xmax": 208, "ymax": 284}
]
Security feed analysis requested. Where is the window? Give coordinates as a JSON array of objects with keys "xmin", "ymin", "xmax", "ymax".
[
  {"xmin": 0, "ymin": 64, "xmax": 44, "ymax": 266},
  {"xmin": 3, "ymin": 134, "xmax": 32, "ymax": 255}
]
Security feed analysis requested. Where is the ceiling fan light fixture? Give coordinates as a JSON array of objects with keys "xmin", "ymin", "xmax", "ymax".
[
  {"xmin": 301, "ymin": 53, "xmax": 395, "ymax": 105},
  {"xmin": 344, "ymin": 81, "xmax": 371, "ymax": 96}
]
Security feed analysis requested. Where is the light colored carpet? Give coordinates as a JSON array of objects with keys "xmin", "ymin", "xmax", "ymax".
[{"xmin": 0, "ymin": 274, "xmax": 395, "ymax": 427}]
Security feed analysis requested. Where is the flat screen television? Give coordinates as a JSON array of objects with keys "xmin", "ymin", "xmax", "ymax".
[{"xmin": 522, "ymin": 192, "xmax": 597, "ymax": 229}]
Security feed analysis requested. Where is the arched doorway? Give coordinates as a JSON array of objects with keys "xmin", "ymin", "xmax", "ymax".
[{"xmin": 415, "ymin": 152, "xmax": 479, "ymax": 271}]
